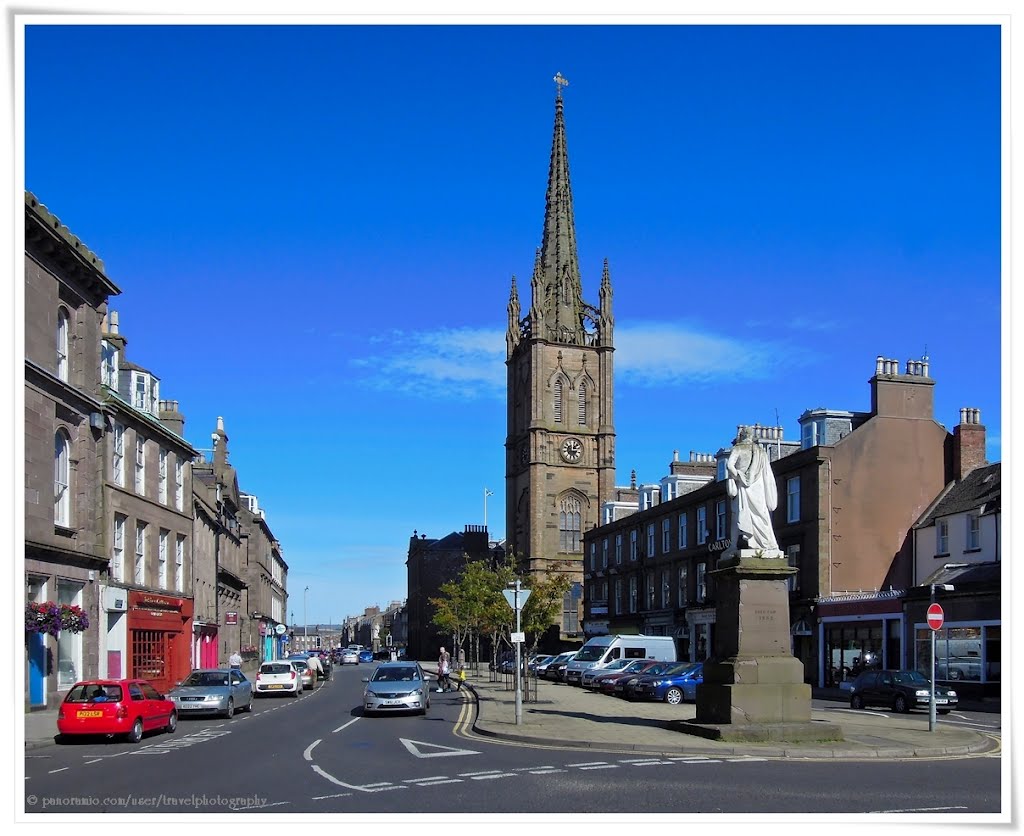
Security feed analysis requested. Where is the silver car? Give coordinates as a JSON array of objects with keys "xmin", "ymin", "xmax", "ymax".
[
  {"xmin": 168, "ymin": 668, "xmax": 253, "ymax": 718},
  {"xmin": 362, "ymin": 662, "xmax": 431, "ymax": 716}
]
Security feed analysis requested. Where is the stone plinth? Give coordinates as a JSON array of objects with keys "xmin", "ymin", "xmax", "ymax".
[{"xmin": 679, "ymin": 551, "xmax": 842, "ymax": 743}]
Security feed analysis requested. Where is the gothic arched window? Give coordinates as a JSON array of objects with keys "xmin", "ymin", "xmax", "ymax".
[
  {"xmin": 559, "ymin": 495, "xmax": 582, "ymax": 552},
  {"xmin": 56, "ymin": 308, "xmax": 69, "ymax": 382},
  {"xmin": 577, "ymin": 381, "xmax": 587, "ymax": 426},
  {"xmin": 553, "ymin": 378, "xmax": 563, "ymax": 423},
  {"xmin": 54, "ymin": 430, "xmax": 70, "ymax": 525}
]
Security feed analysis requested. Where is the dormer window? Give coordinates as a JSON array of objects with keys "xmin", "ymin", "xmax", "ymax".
[{"xmin": 131, "ymin": 371, "xmax": 160, "ymax": 414}]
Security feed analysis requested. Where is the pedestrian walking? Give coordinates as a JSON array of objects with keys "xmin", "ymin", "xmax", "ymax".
[
  {"xmin": 437, "ymin": 646, "xmax": 452, "ymax": 692},
  {"xmin": 229, "ymin": 650, "xmax": 242, "ymax": 671}
]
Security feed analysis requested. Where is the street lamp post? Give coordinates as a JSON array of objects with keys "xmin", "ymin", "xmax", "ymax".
[
  {"xmin": 484, "ymin": 487, "xmax": 494, "ymax": 531},
  {"xmin": 304, "ymin": 586, "xmax": 310, "ymax": 654},
  {"xmin": 929, "ymin": 583, "xmax": 954, "ymax": 732}
]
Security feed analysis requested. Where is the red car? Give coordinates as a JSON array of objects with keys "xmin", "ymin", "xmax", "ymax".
[
  {"xmin": 56, "ymin": 679, "xmax": 177, "ymax": 743},
  {"xmin": 596, "ymin": 660, "xmax": 674, "ymax": 697}
]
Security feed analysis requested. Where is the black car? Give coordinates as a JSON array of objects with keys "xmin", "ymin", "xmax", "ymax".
[{"xmin": 848, "ymin": 668, "xmax": 958, "ymax": 714}]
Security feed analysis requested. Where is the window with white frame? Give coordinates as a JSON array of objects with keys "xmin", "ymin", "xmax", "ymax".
[
  {"xmin": 662, "ymin": 518, "xmax": 671, "ymax": 553},
  {"xmin": 54, "ymin": 430, "xmax": 70, "ymax": 526},
  {"xmin": 57, "ymin": 308, "xmax": 69, "ymax": 382},
  {"xmin": 601, "ymin": 538, "xmax": 608, "ymax": 569},
  {"xmin": 677, "ymin": 564, "xmax": 688, "ymax": 607},
  {"xmin": 158, "ymin": 529, "xmax": 169, "ymax": 587},
  {"xmin": 679, "ymin": 513, "xmax": 688, "ymax": 549},
  {"xmin": 113, "ymin": 422, "xmax": 125, "ymax": 486},
  {"xmin": 175, "ymin": 535, "xmax": 185, "ymax": 592},
  {"xmin": 647, "ymin": 523, "xmax": 655, "ymax": 557},
  {"xmin": 936, "ymin": 518, "xmax": 949, "ymax": 554},
  {"xmin": 697, "ymin": 506, "xmax": 708, "ymax": 545},
  {"xmin": 801, "ymin": 419, "xmax": 826, "ymax": 449},
  {"xmin": 135, "ymin": 522, "xmax": 147, "ymax": 585},
  {"xmin": 661, "ymin": 569, "xmax": 671, "ymax": 608},
  {"xmin": 101, "ymin": 340, "xmax": 118, "ymax": 388},
  {"xmin": 715, "ymin": 499, "xmax": 727, "ymax": 541},
  {"xmin": 113, "ymin": 514, "xmax": 126, "ymax": 582},
  {"xmin": 134, "ymin": 373, "xmax": 148, "ymax": 411},
  {"xmin": 615, "ymin": 534, "xmax": 622, "ymax": 564},
  {"xmin": 646, "ymin": 572, "xmax": 655, "ymax": 609},
  {"xmin": 174, "ymin": 459, "xmax": 184, "ymax": 511},
  {"xmin": 967, "ymin": 512, "xmax": 981, "ymax": 550},
  {"xmin": 630, "ymin": 530, "xmax": 638, "ymax": 561},
  {"xmin": 158, "ymin": 448, "xmax": 168, "ymax": 504},
  {"xmin": 696, "ymin": 562, "xmax": 707, "ymax": 602},
  {"xmin": 717, "ymin": 457, "xmax": 727, "ymax": 481},
  {"xmin": 56, "ymin": 579, "xmax": 83, "ymax": 689},
  {"xmin": 787, "ymin": 476, "xmax": 800, "ymax": 523},
  {"xmin": 135, "ymin": 436, "xmax": 146, "ymax": 495},
  {"xmin": 553, "ymin": 378, "xmax": 563, "ymax": 423},
  {"xmin": 786, "ymin": 544, "xmax": 801, "ymax": 593},
  {"xmin": 629, "ymin": 576, "xmax": 637, "ymax": 613},
  {"xmin": 578, "ymin": 381, "xmax": 587, "ymax": 426}
]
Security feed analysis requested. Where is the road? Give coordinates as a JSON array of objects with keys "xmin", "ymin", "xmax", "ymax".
[{"xmin": 23, "ymin": 664, "xmax": 1003, "ymax": 815}]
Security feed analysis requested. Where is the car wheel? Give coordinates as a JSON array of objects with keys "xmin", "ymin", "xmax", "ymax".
[
  {"xmin": 665, "ymin": 687, "xmax": 683, "ymax": 706},
  {"xmin": 165, "ymin": 712, "xmax": 177, "ymax": 734},
  {"xmin": 243, "ymin": 696, "xmax": 254, "ymax": 712},
  {"xmin": 127, "ymin": 718, "xmax": 144, "ymax": 743},
  {"xmin": 850, "ymin": 694, "xmax": 864, "ymax": 710},
  {"xmin": 224, "ymin": 698, "xmax": 234, "ymax": 719},
  {"xmin": 894, "ymin": 694, "xmax": 909, "ymax": 713}
]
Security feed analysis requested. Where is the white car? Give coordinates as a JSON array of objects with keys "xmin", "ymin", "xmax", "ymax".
[
  {"xmin": 254, "ymin": 660, "xmax": 303, "ymax": 697},
  {"xmin": 340, "ymin": 649, "xmax": 359, "ymax": 665}
]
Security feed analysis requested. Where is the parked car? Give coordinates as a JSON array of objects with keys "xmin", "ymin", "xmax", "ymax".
[
  {"xmin": 340, "ymin": 649, "xmax": 359, "ymax": 665},
  {"xmin": 537, "ymin": 652, "xmax": 573, "ymax": 679},
  {"xmin": 254, "ymin": 660, "xmax": 303, "ymax": 697},
  {"xmin": 362, "ymin": 662, "xmax": 431, "ymax": 716},
  {"xmin": 56, "ymin": 679, "xmax": 177, "ymax": 743},
  {"xmin": 594, "ymin": 660, "xmax": 671, "ymax": 696},
  {"xmin": 581, "ymin": 658, "xmax": 633, "ymax": 688},
  {"xmin": 168, "ymin": 668, "xmax": 253, "ymax": 718},
  {"xmin": 849, "ymin": 669, "xmax": 958, "ymax": 714},
  {"xmin": 553, "ymin": 652, "xmax": 577, "ymax": 682},
  {"xmin": 292, "ymin": 659, "xmax": 315, "ymax": 690},
  {"xmin": 358, "ymin": 649, "xmax": 374, "ymax": 664},
  {"xmin": 528, "ymin": 654, "xmax": 553, "ymax": 673},
  {"xmin": 626, "ymin": 662, "xmax": 704, "ymax": 704}
]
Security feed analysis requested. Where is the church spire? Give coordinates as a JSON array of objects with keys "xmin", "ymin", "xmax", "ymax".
[
  {"xmin": 506, "ymin": 275, "xmax": 521, "ymax": 358},
  {"xmin": 536, "ymin": 72, "xmax": 585, "ymax": 344}
]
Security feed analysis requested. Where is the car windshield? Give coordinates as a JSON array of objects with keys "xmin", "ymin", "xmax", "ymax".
[
  {"xmin": 664, "ymin": 663, "xmax": 697, "ymax": 676},
  {"xmin": 372, "ymin": 666, "xmax": 419, "ymax": 682},
  {"xmin": 262, "ymin": 664, "xmax": 292, "ymax": 675},
  {"xmin": 182, "ymin": 672, "xmax": 229, "ymax": 687},
  {"xmin": 574, "ymin": 646, "xmax": 608, "ymax": 662},
  {"xmin": 604, "ymin": 660, "xmax": 631, "ymax": 671},
  {"xmin": 65, "ymin": 684, "xmax": 122, "ymax": 703},
  {"xmin": 893, "ymin": 670, "xmax": 929, "ymax": 685}
]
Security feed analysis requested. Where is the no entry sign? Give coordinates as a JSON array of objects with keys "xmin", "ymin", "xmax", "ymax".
[{"xmin": 927, "ymin": 603, "xmax": 945, "ymax": 631}]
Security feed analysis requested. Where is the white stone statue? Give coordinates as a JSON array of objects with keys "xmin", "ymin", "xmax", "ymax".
[
  {"xmin": 372, "ymin": 623, "xmax": 380, "ymax": 640},
  {"xmin": 726, "ymin": 426, "xmax": 781, "ymax": 555}
]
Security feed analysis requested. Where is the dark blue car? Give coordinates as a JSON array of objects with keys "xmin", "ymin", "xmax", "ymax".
[{"xmin": 625, "ymin": 662, "xmax": 703, "ymax": 705}]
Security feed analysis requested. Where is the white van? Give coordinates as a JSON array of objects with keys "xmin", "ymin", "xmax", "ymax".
[{"xmin": 563, "ymin": 635, "xmax": 677, "ymax": 686}]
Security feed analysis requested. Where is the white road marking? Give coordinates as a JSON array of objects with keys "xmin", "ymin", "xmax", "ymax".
[
  {"xmin": 457, "ymin": 769, "xmax": 503, "ymax": 777},
  {"xmin": 303, "ymin": 739, "xmax": 321, "ymax": 761},
  {"xmin": 870, "ymin": 806, "xmax": 969, "ymax": 813},
  {"xmin": 47, "ymin": 767, "xmax": 70, "ymax": 774},
  {"xmin": 470, "ymin": 773, "xmax": 516, "ymax": 780},
  {"xmin": 400, "ymin": 738, "xmax": 481, "ymax": 759},
  {"xmin": 333, "ymin": 717, "xmax": 361, "ymax": 733},
  {"xmin": 567, "ymin": 760, "xmax": 608, "ymax": 767},
  {"xmin": 414, "ymin": 779, "xmax": 463, "ymax": 786},
  {"xmin": 578, "ymin": 764, "xmax": 618, "ymax": 770},
  {"xmin": 312, "ymin": 792, "xmax": 353, "ymax": 800},
  {"xmin": 528, "ymin": 768, "xmax": 567, "ymax": 774}
]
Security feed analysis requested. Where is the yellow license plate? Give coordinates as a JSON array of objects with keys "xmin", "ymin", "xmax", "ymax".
[
  {"xmin": 267, "ymin": 684, "xmax": 284, "ymax": 689},
  {"xmin": 77, "ymin": 710, "xmax": 103, "ymax": 718}
]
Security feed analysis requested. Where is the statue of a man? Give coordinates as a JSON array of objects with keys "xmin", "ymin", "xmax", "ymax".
[{"xmin": 726, "ymin": 426, "xmax": 780, "ymax": 554}]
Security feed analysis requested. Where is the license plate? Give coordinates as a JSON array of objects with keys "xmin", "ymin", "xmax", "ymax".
[
  {"xmin": 267, "ymin": 684, "xmax": 284, "ymax": 690},
  {"xmin": 382, "ymin": 699, "xmax": 406, "ymax": 706},
  {"xmin": 935, "ymin": 698, "xmax": 948, "ymax": 705},
  {"xmin": 77, "ymin": 710, "xmax": 103, "ymax": 718}
]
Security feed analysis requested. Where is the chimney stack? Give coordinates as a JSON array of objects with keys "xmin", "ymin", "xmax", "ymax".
[{"xmin": 953, "ymin": 407, "xmax": 986, "ymax": 480}]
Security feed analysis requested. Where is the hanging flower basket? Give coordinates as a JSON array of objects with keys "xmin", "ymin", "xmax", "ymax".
[{"xmin": 25, "ymin": 602, "xmax": 90, "ymax": 636}]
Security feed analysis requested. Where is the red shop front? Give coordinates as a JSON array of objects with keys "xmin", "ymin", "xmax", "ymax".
[{"xmin": 127, "ymin": 591, "xmax": 194, "ymax": 693}]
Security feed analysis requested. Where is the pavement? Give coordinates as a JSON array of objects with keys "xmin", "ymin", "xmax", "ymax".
[{"xmin": 24, "ymin": 665, "xmax": 1000, "ymax": 760}]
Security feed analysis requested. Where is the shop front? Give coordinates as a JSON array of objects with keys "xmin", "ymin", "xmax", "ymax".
[
  {"xmin": 127, "ymin": 591, "xmax": 194, "ymax": 693},
  {"xmin": 816, "ymin": 591, "xmax": 904, "ymax": 687}
]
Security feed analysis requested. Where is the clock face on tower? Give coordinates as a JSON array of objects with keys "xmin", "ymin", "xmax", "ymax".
[{"xmin": 560, "ymin": 437, "xmax": 583, "ymax": 463}]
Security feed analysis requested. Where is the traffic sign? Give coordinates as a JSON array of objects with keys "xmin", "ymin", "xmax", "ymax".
[
  {"xmin": 927, "ymin": 603, "xmax": 944, "ymax": 631},
  {"xmin": 502, "ymin": 588, "xmax": 531, "ymax": 610}
]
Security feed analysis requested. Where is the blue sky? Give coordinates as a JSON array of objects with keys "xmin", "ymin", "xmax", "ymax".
[{"xmin": 18, "ymin": 19, "xmax": 1004, "ymax": 627}]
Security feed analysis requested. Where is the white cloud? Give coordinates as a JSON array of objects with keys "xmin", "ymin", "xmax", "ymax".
[{"xmin": 349, "ymin": 322, "xmax": 795, "ymax": 398}]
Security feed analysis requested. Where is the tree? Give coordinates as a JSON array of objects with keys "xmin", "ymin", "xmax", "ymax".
[{"xmin": 521, "ymin": 570, "xmax": 572, "ymax": 656}]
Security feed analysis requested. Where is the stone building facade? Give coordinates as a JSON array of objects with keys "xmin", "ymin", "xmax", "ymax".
[
  {"xmin": 24, "ymin": 192, "xmax": 121, "ymax": 709},
  {"xmin": 504, "ymin": 85, "xmax": 615, "ymax": 643}
]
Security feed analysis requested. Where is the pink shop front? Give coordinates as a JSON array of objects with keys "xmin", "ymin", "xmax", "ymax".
[{"xmin": 192, "ymin": 619, "xmax": 219, "ymax": 669}]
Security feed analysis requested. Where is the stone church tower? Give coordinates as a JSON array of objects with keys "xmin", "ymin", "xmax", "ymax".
[{"xmin": 505, "ymin": 78, "xmax": 616, "ymax": 610}]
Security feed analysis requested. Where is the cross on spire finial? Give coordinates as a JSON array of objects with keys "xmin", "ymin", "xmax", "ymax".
[{"xmin": 554, "ymin": 71, "xmax": 569, "ymax": 97}]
